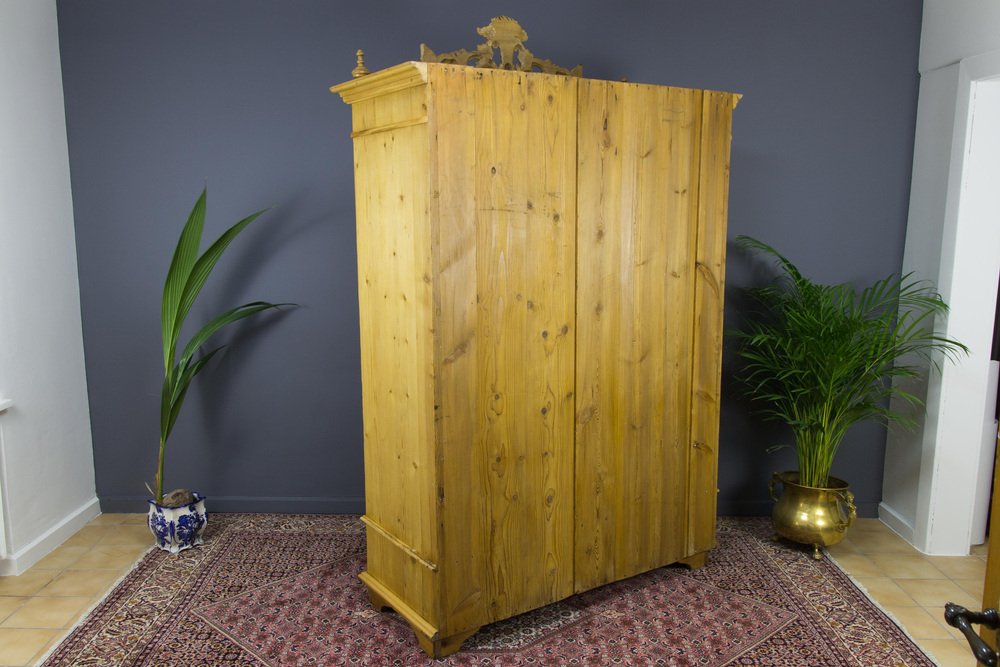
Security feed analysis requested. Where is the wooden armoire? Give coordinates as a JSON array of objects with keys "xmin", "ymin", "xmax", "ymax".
[{"xmin": 331, "ymin": 21, "xmax": 739, "ymax": 658}]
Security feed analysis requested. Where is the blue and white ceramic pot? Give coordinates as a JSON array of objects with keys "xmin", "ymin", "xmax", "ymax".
[{"xmin": 147, "ymin": 492, "xmax": 208, "ymax": 554}]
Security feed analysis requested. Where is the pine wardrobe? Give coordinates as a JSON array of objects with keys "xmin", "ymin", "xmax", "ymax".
[{"xmin": 332, "ymin": 49, "xmax": 739, "ymax": 658}]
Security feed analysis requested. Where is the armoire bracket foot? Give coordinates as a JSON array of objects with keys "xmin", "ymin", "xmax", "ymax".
[
  {"xmin": 359, "ymin": 571, "xmax": 479, "ymax": 658},
  {"xmin": 676, "ymin": 551, "xmax": 708, "ymax": 569},
  {"xmin": 415, "ymin": 626, "xmax": 479, "ymax": 659}
]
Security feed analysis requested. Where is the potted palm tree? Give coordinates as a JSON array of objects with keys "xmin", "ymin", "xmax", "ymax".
[
  {"xmin": 148, "ymin": 189, "xmax": 289, "ymax": 554},
  {"xmin": 732, "ymin": 236, "xmax": 966, "ymax": 558}
]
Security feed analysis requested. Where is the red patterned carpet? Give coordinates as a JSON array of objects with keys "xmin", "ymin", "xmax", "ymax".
[{"xmin": 41, "ymin": 515, "xmax": 934, "ymax": 666}]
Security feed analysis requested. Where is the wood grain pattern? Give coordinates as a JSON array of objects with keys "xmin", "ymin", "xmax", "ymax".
[
  {"xmin": 687, "ymin": 90, "xmax": 738, "ymax": 556},
  {"xmin": 333, "ymin": 62, "xmax": 738, "ymax": 658},
  {"xmin": 431, "ymin": 65, "xmax": 577, "ymax": 629},
  {"xmin": 981, "ymin": 434, "xmax": 1000, "ymax": 648},
  {"xmin": 574, "ymin": 80, "xmax": 703, "ymax": 591},
  {"xmin": 350, "ymin": 83, "xmax": 439, "ymax": 625},
  {"xmin": 427, "ymin": 65, "xmax": 485, "ymax": 637}
]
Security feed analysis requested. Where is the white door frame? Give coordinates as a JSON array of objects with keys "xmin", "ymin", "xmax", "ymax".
[{"xmin": 883, "ymin": 49, "xmax": 1000, "ymax": 554}]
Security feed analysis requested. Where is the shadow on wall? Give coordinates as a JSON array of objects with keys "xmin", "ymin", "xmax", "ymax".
[{"xmin": 53, "ymin": 1, "xmax": 922, "ymax": 515}]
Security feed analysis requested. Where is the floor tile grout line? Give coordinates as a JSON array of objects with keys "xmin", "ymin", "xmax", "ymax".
[
  {"xmin": 838, "ymin": 520, "xmax": 984, "ymax": 664},
  {"xmin": 30, "ymin": 529, "xmax": 153, "ymax": 666},
  {"xmin": 825, "ymin": 548, "xmax": 945, "ymax": 665}
]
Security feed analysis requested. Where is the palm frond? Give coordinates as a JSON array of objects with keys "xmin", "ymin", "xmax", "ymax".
[
  {"xmin": 162, "ymin": 189, "xmax": 207, "ymax": 371},
  {"xmin": 155, "ymin": 190, "xmax": 294, "ymax": 503},
  {"xmin": 732, "ymin": 236, "xmax": 967, "ymax": 487}
]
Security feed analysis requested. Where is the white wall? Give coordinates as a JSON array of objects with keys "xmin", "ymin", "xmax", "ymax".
[
  {"xmin": 920, "ymin": 0, "xmax": 1000, "ymax": 72},
  {"xmin": 0, "ymin": 0, "xmax": 99, "ymax": 575},
  {"xmin": 880, "ymin": 0, "xmax": 1000, "ymax": 555}
]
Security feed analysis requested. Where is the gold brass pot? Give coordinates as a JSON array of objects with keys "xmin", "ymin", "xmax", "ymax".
[{"xmin": 769, "ymin": 471, "xmax": 857, "ymax": 560}]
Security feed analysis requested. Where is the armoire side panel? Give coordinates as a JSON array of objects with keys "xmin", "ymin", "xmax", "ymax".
[
  {"xmin": 574, "ymin": 80, "xmax": 704, "ymax": 592},
  {"xmin": 351, "ymin": 85, "xmax": 440, "ymax": 626},
  {"xmin": 688, "ymin": 90, "xmax": 738, "ymax": 555},
  {"xmin": 431, "ymin": 65, "xmax": 578, "ymax": 628}
]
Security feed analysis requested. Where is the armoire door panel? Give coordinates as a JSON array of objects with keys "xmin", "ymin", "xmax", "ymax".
[
  {"xmin": 688, "ymin": 90, "xmax": 738, "ymax": 555},
  {"xmin": 431, "ymin": 66, "xmax": 578, "ymax": 625},
  {"xmin": 574, "ymin": 80, "xmax": 703, "ymax": 592},
  {"xmin": 428, "ymin": 66, "xmax": 488, "ymax": 636}
]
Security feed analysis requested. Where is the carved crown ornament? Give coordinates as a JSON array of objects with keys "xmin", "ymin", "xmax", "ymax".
[{"xmin": 350, "ymin": 16, "xmax": 582, "ymax": 79}]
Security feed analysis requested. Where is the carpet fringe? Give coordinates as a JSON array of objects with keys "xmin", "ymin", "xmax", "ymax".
[
  {"xmin": 823, "ymin": 547, "xmax": 944, "ymax": 666},
  {"xmin": 33, "ymin": 544, "xmax": 155, "ymax": 666}
]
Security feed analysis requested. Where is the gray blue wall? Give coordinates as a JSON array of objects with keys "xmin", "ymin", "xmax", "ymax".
[{"xmin": 56, "ymin": 1, "xmax": 923, "ymax": 516}]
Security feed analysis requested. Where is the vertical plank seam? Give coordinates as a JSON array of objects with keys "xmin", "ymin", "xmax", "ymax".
[
  {"xmin": 570, "ymin": 75, "xmax": 581, "ymax": 598},
  {"xmin": 687, "ymin": 91, "xmax": 709, "ymax": 556},
  {"xmin": 426, "ymin": 68, "xmax": 445, "ymax": 628}
]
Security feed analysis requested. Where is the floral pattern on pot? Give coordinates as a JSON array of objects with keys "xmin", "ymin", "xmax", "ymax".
[{"xmin": 147, "ymin": 493, "xmax": 207, "ymax": 554}]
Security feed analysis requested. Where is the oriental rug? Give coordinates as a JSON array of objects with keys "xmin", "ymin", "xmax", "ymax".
[{"xmin": 41, "ymin": 515, "xmax": 934, "ymax": 666}]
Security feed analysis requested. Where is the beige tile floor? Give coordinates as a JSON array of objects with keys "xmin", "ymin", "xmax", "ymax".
[
  {"xmin": 0, "ymin": 514, "xmax": 149, "ymax": 667},
  {"xmin": 827, "ymin": 517, "xmax": 988, "ymax": 667},
  {"xmin": 0, "ymin": 514, "xmax": 989, "ymax": 666}
]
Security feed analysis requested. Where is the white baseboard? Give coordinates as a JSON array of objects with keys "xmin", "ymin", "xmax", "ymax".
[
  {"xmin": 878, "ymin": 501, "xmax": 917, "ymax": 546},
  {"xmin": 0, "ymin": 496, "xmax": 101, "ymax": 576}
]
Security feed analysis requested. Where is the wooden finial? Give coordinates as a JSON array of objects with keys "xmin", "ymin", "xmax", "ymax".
[{"xmin": 352, "ymin": 49, "xmax": 370, "ymax": 78}]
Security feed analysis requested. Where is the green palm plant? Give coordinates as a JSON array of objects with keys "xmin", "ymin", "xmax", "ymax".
[
  {"xmin": 153, "ymin": 189, "xmax": 287, "ymax": 505},
  {"xmin": 732, "ymin": 236, "xmax": 967, "ymax": 488}
]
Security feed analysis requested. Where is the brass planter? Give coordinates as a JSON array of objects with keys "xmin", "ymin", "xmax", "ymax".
[{"xmin": 769, "ymin": 471, "xmax": 856, "ymax": 560}]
